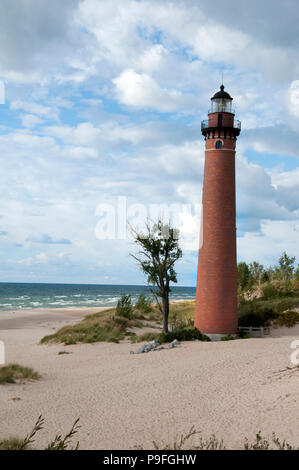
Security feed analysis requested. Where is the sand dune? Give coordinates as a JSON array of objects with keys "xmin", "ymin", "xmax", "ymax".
[{"xmin": 0, "ymin": 308, "xmax": 299, "ymax": 449}]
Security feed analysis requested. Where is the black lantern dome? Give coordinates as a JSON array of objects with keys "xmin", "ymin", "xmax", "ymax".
[{"xmin": 210, "ymin": 85, "xmax": 233, "ymax": 113}]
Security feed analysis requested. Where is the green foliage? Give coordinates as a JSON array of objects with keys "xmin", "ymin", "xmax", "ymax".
[
  {"xmin": 135, "ymin": 293, "xmax": 153, "ymax": 313},
  {"xmin": 159, "ymin": 328, "xmax": 210, "ymax": 343},
  {"xmin": 0, "ymin": 415, "xmax": 80, "ymax": 451},
  {"xmin": 131, "ymin": 220, "xmax": 182, "ymax": 332},
  {"xmin": 221, "ymin": 334, "xmax": 236, "ymax": 341},
  {"xmin": 275, "ymin": 311, "xmax": 299, "ymax": 328},
  {"xmin": 238, "ymin": 330, "xmax": 250, "ymax": 339},
  {"xmin": 237, "ymin": 262, "xmax": 251, "ymax": 290},
  {"xmin": 261, "ymin": 282, "xmax": 283, "ymax": 299},
  {"xmin": 249, "ymin": 261, "xmax": 264, "ymax": 285},
  {"xmin": 238, "ymin": 297, "xmax": 299, "ymax": 327},
  {"xmin": 131, "ymin": 327, "xmax": 210, "ymax": 344},
  {"xmin": 258, "ymin": 296, "xmax": 299, "ymax": 313},
  {"xmin": 41, "ymin": 309, "xmax": 133, "ymax": 345},
  {"xmin": 0, "ymin": 438, "xmax": 27, "ymax": 450},
  {"xmin": 0, "ymin": 364, "xmax": 40, "ymax": 385},
  {"xmin": 130, "ymin": 332, "xmax": 159, "ymax": 343},
  {"xmin": 260, "ymin": 270, "xmax": 270, "ymax": 283},
  {"xmin": 279, "ymin": 251, "xmax": 296, "ymax": 286},
  {"xmin": 238, "ymin": 301, "xmax": 276, "ymax": 327},
  {"xmin": 116, "ymin": 294, "xmax": 133, "ymax": 319}
]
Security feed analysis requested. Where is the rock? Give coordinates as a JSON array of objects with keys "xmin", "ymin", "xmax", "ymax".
[
  {"xmin": 168, "ymin": 339, "xmax": 180, "ymax": 349},
  {"xmin": 135, "ymin": 340, "xmax": 161, "ymax": 354},
  {"xmin": 133, "ymin": 339, "xmax": 180, "ymax": 354}
]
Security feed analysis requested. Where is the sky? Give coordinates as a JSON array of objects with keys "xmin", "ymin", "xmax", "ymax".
[{"xmin": 0, "ymin": 0, "xmax": 299, "ymax": 286}]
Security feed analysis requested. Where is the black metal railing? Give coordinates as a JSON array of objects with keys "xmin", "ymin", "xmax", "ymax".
[{"xmin": 201, "ymin": 119, "xmax": 241, "ymax": 131}]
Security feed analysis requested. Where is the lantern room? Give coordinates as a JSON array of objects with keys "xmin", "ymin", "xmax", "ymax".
[{"xmin": 210, "ymin": 85, "xmax": 233, "ymax": 114}]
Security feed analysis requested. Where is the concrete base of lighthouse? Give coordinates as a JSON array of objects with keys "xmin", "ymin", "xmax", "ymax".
[{"xmin": 206, "ymin": 333, "xmax": 238, "ymax": 342}]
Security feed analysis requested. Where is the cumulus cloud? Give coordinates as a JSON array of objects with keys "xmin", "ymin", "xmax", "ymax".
[{"xmin": 113, "ymin": 69, "xmax": 187, "ymax": 111}]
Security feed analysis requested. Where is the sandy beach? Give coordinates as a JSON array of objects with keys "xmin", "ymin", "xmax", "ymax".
[{"xmin": 0, "ymin": 307, "xmax": 299, "ymax": 449}]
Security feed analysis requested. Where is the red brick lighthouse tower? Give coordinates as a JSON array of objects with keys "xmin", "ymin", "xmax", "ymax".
[{"xmin": 195, "ymin": 85, "xmax": 241, "ymax": 340}]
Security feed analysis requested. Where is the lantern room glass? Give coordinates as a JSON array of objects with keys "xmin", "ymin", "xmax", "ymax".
[{"xmin": 211, "ymin": 98, "xmax": 232, "ymax": 113}]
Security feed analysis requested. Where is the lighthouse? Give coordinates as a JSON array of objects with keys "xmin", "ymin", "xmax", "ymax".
[{"xmin": 195, "ymin": 85, "xmax": 241, "ymax": 340}]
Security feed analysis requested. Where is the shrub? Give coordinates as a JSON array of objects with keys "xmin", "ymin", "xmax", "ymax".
[
  {"xmin": 274, "ymin": 311, "xmax": 299, "ymax": 328},
  {"xmin": 238, "ymin": 330, "xmax": 250, "ymax": 339},
  {"xmin": 261, "ymin": 282, "xmax": 295, "ymax": 300},
  {"xmin": 116, "ymin": 294, "xmax": 133, "ymax": 319},
  {"xmin": 131, "ymin": 328, "xmax": 210, "ymax": 344},
  {"xmin": 238, "ymin": 297, "xmax": 299, "ymax": 328},
  {"xmin": 135, "ymin": 294, "xmax": 153, "ymax": 313},
  {"xmin": 238, "ymin": 301, "xmax": 276, "ymax": 327},
  {"xmin": 0, "ymin": 364, "xmax": 40, "ymax": 385},
  {"xmin": 221, "ymin": 334, "xmax": 236, "ymax": 341},
  {"xmin": 159, "ymin": 328, "xmax": 210, "ymax": 343}
]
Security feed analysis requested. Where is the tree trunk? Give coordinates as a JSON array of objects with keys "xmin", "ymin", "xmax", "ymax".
[{"xmin": 162, "ymin": 292, "xmax": 169, "ymax": 333}]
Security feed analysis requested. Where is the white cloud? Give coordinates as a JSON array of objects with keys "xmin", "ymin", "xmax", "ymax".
[
  {"xmin": 21, "ymin": 114, "xmax": 44, "ymax": 128},
  {"xmin": 113, "ymin": 69, "xmax": 186, "ymax": 111}
]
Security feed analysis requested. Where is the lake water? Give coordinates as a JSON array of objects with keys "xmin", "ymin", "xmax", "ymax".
[{"xmin": 0, "ymin": 283, "xmax": 196, "ymax": 311}]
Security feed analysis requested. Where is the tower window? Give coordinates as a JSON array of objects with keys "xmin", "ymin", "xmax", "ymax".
[{"xmin": 216, "ymin": 140, "xmax": 223, "ymax": 149}]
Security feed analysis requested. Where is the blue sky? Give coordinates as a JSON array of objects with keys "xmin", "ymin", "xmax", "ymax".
[{"xmin": 0, "ymin": 0, "xmax": 299, "ymax": 286}]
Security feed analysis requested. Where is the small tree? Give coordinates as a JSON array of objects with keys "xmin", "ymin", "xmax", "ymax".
[
  {"xmin": 131, "ymin": 220, "xmax": 182, "ymax": 333},
  {"xmin": 278, "ymin": 252, "xmax": 296, "ymax": 288},
  {"xmin": 237, "ymin": 262, "xmax": 251, "ymax": 290},
  {"xmin": 249, "ymin": 261, "xmax": 264, "ymax": 286}
]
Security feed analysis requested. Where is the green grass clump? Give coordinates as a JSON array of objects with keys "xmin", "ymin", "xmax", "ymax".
[
  {"xmin": 0, "ymin": 438, "xmax": 27, "ymax": 450},
  {"xmin": 0, "ymin": 364, "xmax": 40, "ymax": 385},
  {"xmin": 41, "ymin": 308, "xmax": 144, "ymax": 345},
  {"xmin": 0, "ymin": 415, "xmax": 80, "ymax": 450},
  {"xmin": 130, "ymin": 332, "xmax": 159, "ymax": 344},
  {"xmin": 116, "ymin": 294, "xmax": 133, "ymax": 319},
  {"xmin": 168, "ymin": 301, "xmax": 195, "ymax": 329},
  {"xmin": 135, "ymin": 294, "xmax": 153, "ymax": 314},
  {"xmin": 221, "ymin": 334, "xmax": 236, "ymax": 341},
  {"xmin": 131, "ymin": 327, "xmax": 210, "ymax": 344},
  {"xmin": 274, "ymin": 310, "xmax": 299, "ymax": 328}
]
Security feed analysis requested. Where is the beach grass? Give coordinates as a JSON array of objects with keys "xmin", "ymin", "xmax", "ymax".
[
  {"xmin": 40, "ymin": 308, "xmax": 146, "ymax": 345},
  {"xmin": 40, "ymin": 301, "xmax": 198, "ymax": 346},
  {"xmin": 0, "ymin": 437, "xmax": 29, "ymax": 450},
  {"xmin": 0, "ymin": 415, "xmax": 80, "ymax": 450},
  {"xmin": 40, "ymin": 294, "xmax": 299, "ymax": 346},
  {"xmin": 138, "ymin": 428, "xmax": 298, "ymax": 450},
  {"xmin": 0, "ymin": 364, "xmax": 40, "ymax": 385}
]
